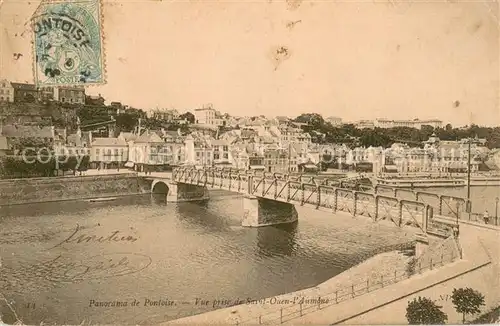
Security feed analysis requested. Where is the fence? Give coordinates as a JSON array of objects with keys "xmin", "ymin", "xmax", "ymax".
[
  {"xmin": 465, "ymin": 212, "xmax": 500, "ymax": 226},
  {"xmin": 234, "ymin": 251, "xmax": 458, "ymax": 325}
]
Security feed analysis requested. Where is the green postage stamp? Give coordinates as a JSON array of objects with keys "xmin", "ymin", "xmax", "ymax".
[{"xmin": 32, "ymin": 0, "xmax": 105, "ymax": 86}]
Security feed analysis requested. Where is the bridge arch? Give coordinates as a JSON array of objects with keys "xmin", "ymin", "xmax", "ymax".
[{"xmin": 152, "ymin": 180, "xmax": 169, "ymax": 195}]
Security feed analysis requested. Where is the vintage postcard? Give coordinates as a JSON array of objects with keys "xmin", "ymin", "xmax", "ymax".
[{"xmin": 0, "ymin": 0, "xmax": 499, "ymax": 325}]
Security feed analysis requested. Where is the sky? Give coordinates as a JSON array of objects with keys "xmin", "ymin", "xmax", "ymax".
[{"xmin": 0, "ymin": 0, "xmax": 499, "ymax": 126}]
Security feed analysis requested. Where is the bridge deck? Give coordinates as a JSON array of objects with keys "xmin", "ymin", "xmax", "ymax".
[{"xmin": 171, "ymin": 168, "xmax": 464, "ymax": 233}]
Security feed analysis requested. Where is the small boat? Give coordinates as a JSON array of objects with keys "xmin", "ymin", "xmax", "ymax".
[{"xmin": 88, "ymin": 197, "xmax": 117, "ymax": 203}]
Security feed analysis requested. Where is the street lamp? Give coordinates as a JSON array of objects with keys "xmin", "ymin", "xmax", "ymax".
[
  {"xmin": 465, "ymin": 136, "xmax": 479, "ymax": 216},
  {"xmin": 495, "ymin": 197, "xmax": 499, "ymax": 225}
]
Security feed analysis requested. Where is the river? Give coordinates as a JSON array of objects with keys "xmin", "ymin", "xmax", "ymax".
[{"xmin": 0, "ymin": 190, "xmax": 416, "ymax": 325}]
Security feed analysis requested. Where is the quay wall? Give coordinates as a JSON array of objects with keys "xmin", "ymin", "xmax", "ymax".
[
  {"xmin": 0, "ymin": 174, "xmax": 151, "ymax": 205},
  {"xmin": 167, "ymin": 223, "xmax": 499, "ymax": 325}
]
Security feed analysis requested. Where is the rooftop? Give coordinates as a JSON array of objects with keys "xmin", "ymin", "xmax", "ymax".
[
  {"xmin": 10, "ymin": 82, "xmax": 37, "ymax": 90},
  {"xmin": 92, "ymin": 137, "xmax": 127, "ymax": 147}
]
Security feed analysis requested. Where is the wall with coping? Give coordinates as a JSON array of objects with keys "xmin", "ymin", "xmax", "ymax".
[{"xmin": 0, "ymin": 174, "xmax": 151, "ymax": 205}]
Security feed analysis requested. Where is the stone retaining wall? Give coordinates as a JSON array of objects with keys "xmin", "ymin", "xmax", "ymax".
[{"xmin": 0, "ymin": 174, "xmax": 151, "ymax": 205}]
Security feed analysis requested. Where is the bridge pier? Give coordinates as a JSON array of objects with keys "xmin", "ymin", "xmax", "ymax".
[
  {"xmin": 152, "ymin": 180, "xmax": 209, "ymax": 202},
  {"xmin": 415, "ymin": 233, "xmax": 430, "ymax": 257},
  {"xmin": 242, "ymin": 195, "xmax": 298, "ymax": 227}
]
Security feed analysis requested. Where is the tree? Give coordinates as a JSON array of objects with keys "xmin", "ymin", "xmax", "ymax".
[
  {"xmin": 406, "ymin": 296, "xmax": 448, "ymax": 325},
  {"xmin": 294, "ymin": 113, "xmax": 324, "ymax": 126},
  {"xmin": 451, "ymin": 287, "xmax": 485, "ymax": 323}
]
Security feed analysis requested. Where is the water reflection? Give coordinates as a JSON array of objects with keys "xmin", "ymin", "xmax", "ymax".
[
  {"xmin": 176, "ymin": 201, "xmax": 232, "ymax": 231},
  {"xmin": 255, "ymin": 222, "xmax": 299, "ymax": 258}
]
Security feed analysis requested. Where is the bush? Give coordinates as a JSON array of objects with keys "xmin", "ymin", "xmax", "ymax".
[{"xmin": 406, "ymin": 296, "xmax": 448, "ymax": 324}]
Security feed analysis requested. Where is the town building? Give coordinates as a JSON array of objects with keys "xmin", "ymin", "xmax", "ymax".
[
  {"xmin": 54, "ymin": 127, "xmax": 92, "ymax": 157},
  {"xmin": 0, "ymin": 80, "xmax": 14, "ymax": 102},
  {"xmin": 38, "ymin": 87, "xmax": 54, "ymax": 102},
  {"xmin": 355, "ymin": 120, "xmax": 375, "ymax": 129},
  {"xmin": 54, "ymin": 86, "xmax": 85, "ymax": 104},
  {"xmin": 0, "ymin": 136, "xmax": 8, "ymax": 156},
  {"xmin": 126, "ymin": 130, "xmax": 171, "ymax": 172},
  {"xmin": 148, "ymin": 108, "xmax": 180, "ymax": 122},
  {"xmin": 0, "ymin": 124, "xmax": 55, "ymax": 153},
  {"xmin": 374, "ymin": 118, "xmax": 443, "ymax": 129},
  {"xmin": 183, "ymin": 134, "xmax": 215, "ymax": 167},
  {"xmin": 264, "ymin": 148, "xmax": 289, "ymax": 173},
  {"xmin": 90, "ymin": 137, "xmax": 128, "ymax": 169},
  {"xmin": 85, "ymin": 94, "xmax": 105, "ymax": 106},
  {"xmin": 211, "ymin": 139, "xmax": 232, "ymax": 166},
  {"xmin": 269, "ymin": 124, "xmax": 312, "ymax": 146},
  {"xmin": 194, "ymin": 104, "xmax": 224, "ymax": 126},
  {"xmin": 326, "ymin": 116, "xmax": 343, "ymax": 126},
  {"xmin": 11, "ymin": 83, "xmax": 39, "ymax": 103}
]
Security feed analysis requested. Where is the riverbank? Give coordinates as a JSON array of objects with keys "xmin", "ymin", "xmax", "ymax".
[
  {"xmin": 167, "ymin": 247, "xmax": 413, "ymax": 325},
  {"xmin": 0, "ymin": 173, "xmax": 151, "ymax": 205}
]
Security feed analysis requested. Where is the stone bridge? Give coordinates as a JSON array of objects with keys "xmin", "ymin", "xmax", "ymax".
[{"xmin": 144, "ymin": 168, "xmax": 463, "ymax": 243}]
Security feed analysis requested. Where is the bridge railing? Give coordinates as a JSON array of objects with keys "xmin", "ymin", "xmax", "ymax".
[
  {"xmin": 234, "ymin": 249, "xmax": 458, "ymax": 325},
  {"xmin": 173, "ymin": 167, "xmax": 431, "ymax": 232}
]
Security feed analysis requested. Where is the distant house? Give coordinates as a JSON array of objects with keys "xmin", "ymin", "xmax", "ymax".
[
  {"xmin": 211, "ymin": 139, "xmax": 232, "ymax": 166},
  {"xmin": 85, "ymin": 94, "xmax": 105, "ymax": 106},
  {"xmin": 129, "ymin": 130, "xmax": 171, "ymax": 172},
  {"xmin": 54, "ymin": 128, "xmax": 92, "ymax": 157},
  {"xmin": 298, "ymin": 161, "xmax": 319, "ymax": 173},
  {"xmin": 90, "ymin": 137, "xmax": 128, "ymax": 169},
  {"xmin": 54, "ymin": 86, "xmax": 85, "ymax": 104},
  {"xmin": 264, "ymin": 148, "xmax": 288, "ymax": 173},
  {"xmin": 0, "ymin": 124, "xmax": 55, "ymax": 153},
  {"xmin": 11, "ymin": 83, "xmax": 39, "ymax": 103},
  {"xmin": 0, "ymin": 136, "xmax": 8, "ymax": 156},
  {"xmin": 0, "ymin": 80, "xmax": 14, "ymax": 102}
]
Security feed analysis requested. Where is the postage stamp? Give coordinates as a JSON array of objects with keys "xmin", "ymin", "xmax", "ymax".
[{"xmin": 31, "ymin": 0, "xmax": 105, "ymax": 86}]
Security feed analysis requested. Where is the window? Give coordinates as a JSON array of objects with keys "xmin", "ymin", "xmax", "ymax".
[
  {"xmin": 6, "ymin": 90, "xmax": 9, "ymax": 94},
  {"xmin": 62, "ymin": 97, "xmax": 66, "ymax": 102},
  {"xmin": 0, "ymin": 97, "xmax": 3, "ymax": 101},
  {"xmin": 223, "ymin": 146, "xmax": 228, "ymax": 152},
  {"xmin": 0, "ymin": 90, "xmax": 3, "ymax": 94},
  {"xmin": 223, "ymin": 153, "xmax": 228, "ymax": 159},
  {"xmin": 214, "ymin": 153, "xmax": 220, "ymax": 160},
  {"xmin": 96, "ymin": 148, "xmax": 100, "ymax": 156}
]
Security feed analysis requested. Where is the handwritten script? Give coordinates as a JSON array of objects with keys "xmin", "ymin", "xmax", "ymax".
[
  {"xmin": 28, "ymin": 252, "xmax": 152, "ymax": 282},
  {"xmin": 51, "ymin": 224, "xmax": 138, "ymax": 248}
]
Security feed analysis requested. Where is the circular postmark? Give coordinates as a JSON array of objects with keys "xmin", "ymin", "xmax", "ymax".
[{"xmin": 33, "ymin": 1, "xmax": 102, "ymax": 85}]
